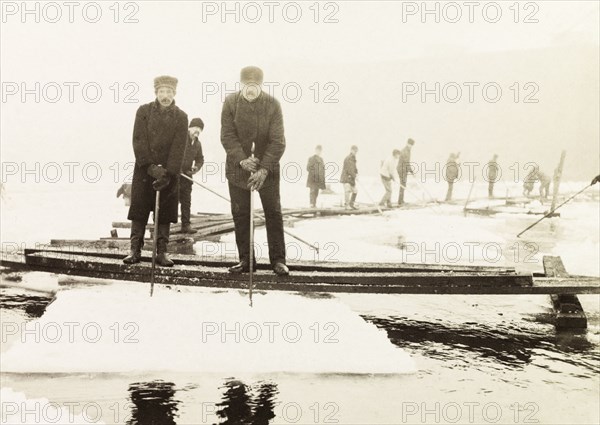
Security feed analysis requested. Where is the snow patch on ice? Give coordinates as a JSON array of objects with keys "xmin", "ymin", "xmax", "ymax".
[{"xmin": 0, "ymin": 283, "xmax": 416, "ymax": 375}]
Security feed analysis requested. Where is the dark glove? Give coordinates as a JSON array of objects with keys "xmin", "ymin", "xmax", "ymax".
[
  {"xmin": 190, "ymin": 166, "xmax": 199, "ymax": 175},
  {"xmin": 153, "ymin": 175, "xmax": 171, "ymax": 191},
  {"xmin": 147, "ymin": 164, "xmax": 167, "ymax": 180},
  {"xmin": 248, "ymin": 168, "xmax": 268, "ymax": 191},
  {"xmin": 240, "ymin": 157, "xmax": 260, "ymax": 173},
  {"xmin": 591, "ymin": 175, "xmax": 600, "ymax": 185}
]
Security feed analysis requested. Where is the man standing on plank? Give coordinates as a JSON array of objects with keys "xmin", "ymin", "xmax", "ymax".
[
  {"xmin": 444, "ymin": 152, "xmax": 460, "ymax": 202},
  {"xmin": 306, "ymin": 145, "xmax": 326, "ymax": 208},
  {"xmin": 179, "ymin": 118, "xmax": 205, "ymax": 234},
  {"xmin": 397, "ymin": 138, "xmax": 415, "ymax": 206},
  {"xmin": 123, "ymin": 75, "xmax": 188, "ymax": 267},
  {"xmin": 486, "ymin": 154, "xmax": 499, "ymax": 198},
  {"xmin": 379, "ymin": 149, "xmax": 400, "ymax": 208},
  {"xmin": 221, "ymin": 66, "xmax": 289, "ymax": 276},
  {"xmin": 340, "ymin": 145, "xmax": 359, "ymax": 210}
]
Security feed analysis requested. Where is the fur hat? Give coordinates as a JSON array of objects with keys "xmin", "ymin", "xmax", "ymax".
[{"xmin": 154, "ymin": 75, "xmax": 178, "ymax": 91}]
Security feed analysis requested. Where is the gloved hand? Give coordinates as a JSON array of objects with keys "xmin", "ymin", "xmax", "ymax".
[
  {"xmin": 153, "ymin": 175, "xmax": 171, "ymax": 191},
  {"xmin": 147, "ymin": 164, "xmax": 167, "ymax": 180},
  {"xmin": 591, "ymin": 175, "xmax": 600, "ymax": 185},
  {"xmin": 248, "ymin": 168, "xmax": 268, "ymax": 191},
  {"xmin": 191, "ymin": 166, "xmax": 199, "ymax": 174},
  {"xmin": 240, "ymin": 157, "xmax": 260, "ymax": 173}
]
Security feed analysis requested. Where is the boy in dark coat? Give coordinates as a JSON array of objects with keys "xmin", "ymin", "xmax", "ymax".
[
  {"xmin": 221, "ymin": 66, "xmax": 289, "ymax": 276},
  {"xmin": 123, "ymin": 75, "xmax": 188, "ymax": 267},
  {"xmin": 397, "ymin": 138, "xmax": 415, "ymax": 205},
  {"xmin": 179, "ymin": 118, "xmax": 205, "ymax": 233},
  {"xmin": 306, "ymin": 145, "xmax": 326, "ymax": 208}
]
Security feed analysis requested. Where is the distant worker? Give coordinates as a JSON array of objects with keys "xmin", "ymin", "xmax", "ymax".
[
  {"xmin": 340, "ymin": 145, "xmax": 359, "ymax": 210},
  {"xmin": 444, "ymin": 152, "xmax": 460, "ymax": 202},
  {"xmin": 538, "ymin": 170, "xmax": 551, "ymax": 199},
  {"xmin": 397, "ymin": 138, "xmax": 415, "ymax": 206},
  {"xmin": 379, "ymin": 149, "xmax": 400, "ymax": 208},
  {"xmin": 523, "ymin": 167, "xmax": 537, "ymax": 197},
  {"xmin": 116, "ymin": 183, "xmax": 132, "ymax": 206},
  {"xmin": 486, "ymin": 154, "xmax": 499, "ymax": 198},
  {"xmin": 306, "ymin": 145, "xmax": 326, "ymax": 208},
  {"xmin": 179, "ymin": 118, "xmax": 205, "ymax": 234}
]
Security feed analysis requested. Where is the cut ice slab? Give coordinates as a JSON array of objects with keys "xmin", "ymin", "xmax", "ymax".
[{"xmin": 1, "ymin": 283, "xmax": 416, "ymax": 374}]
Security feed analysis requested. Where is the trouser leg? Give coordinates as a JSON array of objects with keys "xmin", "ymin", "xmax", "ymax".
[
  {"xmin": 344, "ymin": 184, "xmax": 352, "ymax": 206},
  {"xmin": 259, "ymin": 183, "xmax": 286, "ymax": 265},
  {"xmin": 179, "ymin": 179, "xmax": 192, "ymax": 225},
  {"xmin": 398, "ymin": 174, "xmax": 407, "ymax": 204},
  {"xmin": 229, "ymin": 182, "xmax": 252, "ymax": 262},
  {"xmin": 488, "ymin": 182, "xmax": 494, "ymax": 197},
  {"xmin": 309, "ymin": 187, "xmax": 318, "ymax": 207},
  {"xmin": 446, "ymin": 182, "xmax": 454, "ymax": 201}
]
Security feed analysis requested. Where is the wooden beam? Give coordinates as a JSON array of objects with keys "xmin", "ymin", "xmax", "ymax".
[
  {"xmin": 19, "ymin": 251, "xmax": 598, "ymax": 295},
  {"xmin": 543, "ymin": 255, "xmax": 587, "ymax": 329},
  {"xmin": 24, "ymin": 248, "xmax": 517, "ymax": 274}
]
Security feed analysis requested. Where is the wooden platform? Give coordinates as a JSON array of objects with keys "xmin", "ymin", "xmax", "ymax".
[{"xmin": 1, "ymin": 248, "xmax": 597, "ymax": 296}]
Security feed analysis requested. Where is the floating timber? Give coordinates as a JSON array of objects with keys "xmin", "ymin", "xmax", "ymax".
[
  {"xmin": 1, "ymin": 248, "xmax": 597, "ymax": 298},
  {"xmin": 544, "ymin": 256, "xmax": 587, "ymax": 330}
]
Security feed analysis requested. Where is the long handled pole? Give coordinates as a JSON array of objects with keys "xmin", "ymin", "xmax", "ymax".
[
  {"xmin": 180, "ymin": 173, "xmax": 319, "ymax": 253},
  {"xmin": 248, "ymin": 145, "xmax": 255, "ymax": 307},
  {"xmin": 517, "ymin": 183, "xmax": 594, "ymax": 237},
  {"xmin": 150, "ymin": 190, "xmax": 160, "ymax": 297},
  {"xmin": 464, "ymin": 177, "xmax": 476, "ymax": 212},
  {"xmin": 398, "ymin": 181, "xmax": 442, "ymax": 214},
  {"xmin": 356, "ymin": 178, "xmax": 383, "ymax": 214}
]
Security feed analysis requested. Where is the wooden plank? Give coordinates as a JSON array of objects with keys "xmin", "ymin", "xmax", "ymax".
[
  {"xmin": 543, "ymin": 255, "xmax": 587, "ymax": 329},
  {"xmin": 24, "ymin": 251, "xmax": 534, "ymax": 293},
  {"xmin": 21, "ymin": 251, "xmax": 600, "ymax": 294},
  {"xmin": 24, "ymin": 248, "xmax": 517, "ymax": 274}
]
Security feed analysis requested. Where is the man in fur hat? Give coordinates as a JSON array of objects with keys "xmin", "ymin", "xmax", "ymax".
[
  {"xmin": 221, "ymin": 66, "xmax": 289, "ymax": 276},
  {"xmin": 123, "ymin": 75, "xmax": 188, "ymax": 267}
]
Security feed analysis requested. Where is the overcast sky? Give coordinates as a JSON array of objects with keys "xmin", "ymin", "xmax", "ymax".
[{"xmin": 1, "ymin": 1, "xmax": 599, "ymax": 183}]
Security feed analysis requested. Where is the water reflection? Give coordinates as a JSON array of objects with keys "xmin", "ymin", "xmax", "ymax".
[
  {"xmin": 365, "ymin": 315, "xmax": 599, "ymax": 375},
  {"xmin": 216, "ymin": 379, "xmax": 278, "ymax": 425},
  {"xmin": 127, "ymin": 380, "xmax": 179, "ymax": 425}
]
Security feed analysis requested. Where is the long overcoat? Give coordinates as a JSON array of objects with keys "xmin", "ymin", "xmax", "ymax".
[
  {"xmin": 127, "ymin": 100, "xmax": 188, "ymax": 224},
  {"xmin": 306, "ymin": 155, "xmax": 326, "ymax": 189}
]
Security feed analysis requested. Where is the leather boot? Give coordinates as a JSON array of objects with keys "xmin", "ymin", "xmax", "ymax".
[
  {"xmin": 273, "ymin": 262, "xmax": 289, "ymax": 276},
  {"xmin": 228, "ymin": 259, "xmax": 257, "ymax": 274},
  {"xmin": 123, "ymin": 221, "xmax": 146, "ymax": 264},
  {"xmin": 156, "ymin": 224, "xmax": 174, "ymax": 267},
  {"xmin": 181, "ymin": 223, "xmax": 197, "ymax": 234}
]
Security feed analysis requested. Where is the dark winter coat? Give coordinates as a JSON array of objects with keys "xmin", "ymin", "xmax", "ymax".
[
  {"xmin": 306, "ymin": 155, "xmax": 326, "ymax": 189},
  {"xmin": 182, "ymin": 134, "xmax": 204, "ymax": 176},
  {"xmin": 127, "ymin": 100, "xmax": 188, "ymax": 224},
  {"xmin": 221, "ymin": 92, "xmax": 286, "ymax": 190},
  {"xmin": 340, "ymin": 154, "xmax": 358, "ymax": 185},
  {"xmin": 396, "ymin": 146, "xmax": 413, "ymax": 177},
  {"xmin": 487, "ymin": 160, "xmax": 499, "ymax": 181},
  {"xmin": 445, "ymin": 156, "xmax": 460, "ymax": 182}
]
